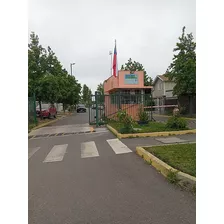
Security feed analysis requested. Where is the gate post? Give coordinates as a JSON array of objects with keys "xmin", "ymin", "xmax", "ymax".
[{"xmin": 95, "ymin": 91, "xmax": 99, "ymax": 127}]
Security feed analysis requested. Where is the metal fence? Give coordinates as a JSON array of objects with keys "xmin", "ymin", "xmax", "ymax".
[
  {"xmin": 152, "ymin": 96, "xmax": 196, "ymax": 116},
  {"xmin": 88, "ymin": 93, "xmax": 155, "ymax": 126},
  {"xmin": 28, "ymin": 95, "xmax": 37, "ymax": 126}
]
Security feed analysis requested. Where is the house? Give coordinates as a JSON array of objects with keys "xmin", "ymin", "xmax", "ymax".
[
  {"xmin": 103, "ymin": 70, "xmax": 153, "ymax": 120},
  {"xmin": 152, "ymin": 75, "xmax": 177, "ymax": 113}
]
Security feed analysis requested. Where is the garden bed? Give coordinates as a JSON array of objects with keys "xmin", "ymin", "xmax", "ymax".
[
  {"xmin": 144, "ymin": 143, "xmax": 196, "ymax": 177},
  {"xmin": 109, "ymin": 121, "xmax": 190, "ymax": 134}
]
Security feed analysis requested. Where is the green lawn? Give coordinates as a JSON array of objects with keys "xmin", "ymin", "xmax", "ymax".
[
  {"xmin": 144, "ymin": 143, "xmax": 196, "ymax": 177},
  {"xmin": 109, "ymin": 121, "xmax": 189, "ymax": 134}
]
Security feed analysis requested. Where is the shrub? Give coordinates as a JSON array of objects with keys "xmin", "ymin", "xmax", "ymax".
[
  {"xmin": 117, "ymin": 110, "xmax": 134, "ymax": 133},
  {"xmin": 167, "ymin": 170, "xmax": 179, "ymax": 184},
  {"xmin": 138, "ymin": 107, "xmax": 149, "ymax": 122},
  {"xmin": 166, "ymin": 116, "xmax": 187, "ymax": 129}
]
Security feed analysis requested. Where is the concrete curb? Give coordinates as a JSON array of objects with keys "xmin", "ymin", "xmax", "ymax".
[
  {"xmin": 32, "ymin": 113, "xmax": 72, "ymax": 130},
  {"xmin": 136, "ymin": 146, "xmax": 196, "ymax": 191},
  {"xmin": 106, "ymin": 124, "xmax": 196, "ymax": 139}
]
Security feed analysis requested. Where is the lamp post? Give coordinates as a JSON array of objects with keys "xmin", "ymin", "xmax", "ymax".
[
  {"xmin": 109, "ymin": 51, "xmax": 112, "ymax": 76},
  {"xmin": 70, "ymin": 63, "xmax": 75, "ymax": 76}
]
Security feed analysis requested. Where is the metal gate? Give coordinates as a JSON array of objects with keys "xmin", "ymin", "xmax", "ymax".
[{"xmin": 88, "ymin": 92, "xmax": 155, "ymax": 127}]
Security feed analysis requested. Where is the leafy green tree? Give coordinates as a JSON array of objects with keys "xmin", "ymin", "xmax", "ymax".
[
  {"xmin": 28, "ymin": 32, "xmax": 82, "ymax": 114},
  {"xmin": 82, "ymin": 84, "xmax": 92, "ymax": 106},
  {"xmin": 96, "ymin": 83, "xmax": 105, "ymax": 105},
  {"xmin": 37, "ymin": 74, "xmax": 61, "ymax": 104},
  {"xmin": 165, "ymin": 26, "xmax": 196, "ymax": 115},
  {"xmin": 120, "ymin": 58, "xmax": 153, "ymax": 86},
  {"xmin": 28, "ymin": 32, "xmax": 48, "ymax": 111},
  {"xmin": 97, "ymin": 83, "xmax": 104, "ymax": 95}
]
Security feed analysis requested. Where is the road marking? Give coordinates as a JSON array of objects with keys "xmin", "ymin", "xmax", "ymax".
[
  {"xmin": 107, "ymin": 139, "xmax": 132, "ymax": 154},
  {"xmin": 28, "ymin": 147, "xmax": 40, "ymax": 159},
  {"xmin": 43, "ymin": 144, "xmax": 68, "ymax": 163},
  {"xmin": 81, "ymin": 141, "xmax": 99, "ymax": 158}
]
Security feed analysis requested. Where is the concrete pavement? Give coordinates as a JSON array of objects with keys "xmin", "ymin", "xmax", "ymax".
[{"xmin": 28, "ymin": 112, "xmax": 196, "ymax": 224}]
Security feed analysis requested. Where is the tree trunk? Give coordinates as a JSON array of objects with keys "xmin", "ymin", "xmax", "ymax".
[
  {"xmin": 38, "ymin": 100, "xmax": 42, "ymax": 119},
  {"xmin": 63, "ymin": 103, "xmax": 65, "ymax": 113}
]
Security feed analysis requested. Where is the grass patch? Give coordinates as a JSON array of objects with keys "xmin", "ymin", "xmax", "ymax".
[
  {"xmin": 144, "ymin": 143, "xmax": 196, "ymax": 177},
  {"xmin": 109, "ymin": 121, "xmax": 189, "ymax": 134},
  {"xmin": 28, "ymin": 123, "xmax": 37, "ymax": 133}
]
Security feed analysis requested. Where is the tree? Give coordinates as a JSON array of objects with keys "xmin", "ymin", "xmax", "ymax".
[
  {"xmin": 97, "ymin": 83, "xmax": 104, "ymax": 95},
  {"xmin": 120, "ymin": 58, "xmax": 153, "ymax": 86},
  {"xmin": 165, "ymin": 26, "xmax": 196, "ymax": 115},
  {"xmin": 37, "ymin": 74, "xmax": 61, "ymax": 104},
  {"xmin": 82, "ymin": 84, "xmax": 92, "ymax": 106},
  {"xmin": 28, "ymin": 32, "xmax": 48, "ymax": 111},
  {"xmin": 28, "ymin": 32, "xmax": 82, "ymax": 115},
  {"xmin": 96, "ymin": 83, "xmax": 104, "ymax": 104}
]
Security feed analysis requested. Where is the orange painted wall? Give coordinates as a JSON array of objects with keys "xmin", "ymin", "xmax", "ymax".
[
  {"xmin": 118, "ymin": 70, "xmax": 144, "ymax": 88},
  {"xmin": 103, "ymin": 70, "xmax": 147, "ymax": 121}
]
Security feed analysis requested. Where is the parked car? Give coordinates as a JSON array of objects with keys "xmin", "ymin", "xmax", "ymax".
[
  {"xmin": 36, "ymin": 104, "xmax": 57, "ymax": 118},
  {"xmin": 77, "ymin": 104, "xmax": 87, "ymax": 113}
]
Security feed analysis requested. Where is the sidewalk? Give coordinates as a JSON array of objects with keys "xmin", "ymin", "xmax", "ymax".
[{"xmin": 121, "ymin": 133, "xmax": 196, "ymax": 151}]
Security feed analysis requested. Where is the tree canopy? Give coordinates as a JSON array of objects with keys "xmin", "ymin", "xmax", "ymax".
[
  {"xmin": 28, "ymin": 32, "xmax": 81, "ymax": 110},
  {"xmin": 165, "ymin": 27, "xmax": 196, "ymax": 96},
  {"xmin": 97, "ymin": 83, "xmax": 104, "ymax": 95},
  {"xmin": 82, "ymin": 84, "xmax": 92, "ymax": 106},
  {"xmin": 120, "ymin": 58, "xmax": 153, "ymax": 86}
]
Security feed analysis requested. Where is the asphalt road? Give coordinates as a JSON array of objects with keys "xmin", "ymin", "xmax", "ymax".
[{"xmin": 28, "ymin": 112, "xmax": 196, "ymax": 224}]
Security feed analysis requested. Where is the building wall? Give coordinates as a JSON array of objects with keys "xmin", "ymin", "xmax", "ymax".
[
  {"xmin": 153, "ymin": 79, "xmax": 164, "ymax": 98},
  {"xmin": 165, "ymin": 82, "xmax": 176, "ymax": 98},
  {"xmin": 104, "ymin": 76, "xmax": 119, "ymax": 94},
  {"xmin": 104, "ymin": 70, "xmax": 145, "ymax": 93},
  {"xmin": 118, "ymin": 71, "xmax": 144, "ymax": 89}
]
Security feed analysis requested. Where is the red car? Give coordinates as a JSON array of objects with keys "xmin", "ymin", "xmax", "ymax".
[{"xmin": 36, "ymin": 104, "xmax": 57, "ymax": 119}]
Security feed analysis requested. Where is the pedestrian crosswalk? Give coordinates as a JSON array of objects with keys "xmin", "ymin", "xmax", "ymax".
[
  {"xmin": 107, "ymin": 139, "xmax": 132, "ymax": 154},
  {"xmin": 81, "ymin": 141, "xmax": 99, "ymax": 158},
  {"xmin": 28, "ymin": 147, "xmax": 40, "ymax": 159},
  {"xmin": 43, "ymin": 144, "xmax": 68, "ymax": 163},
  {"xmin": 28, "ymin": 139, "xmax": 132, "ymax": 162}
]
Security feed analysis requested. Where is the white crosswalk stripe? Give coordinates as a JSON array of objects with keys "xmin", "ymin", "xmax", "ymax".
[
  {"xmin": 28, "ymin": 147, "xmax": 41, "ymax": 159},
  {"xmin": 29, "ymin": 139, "xmax": 132, "ymax": 162},
  {"xmin": 107, "ymin": 139, "xmax": 132, "ymax": 154},
  {"xmin": 81, "ymin": 141, "xmax": 99, "ymax": 158},
  {"xmin": 43, "ymin": 144, "xmax": 68, "ymax": 163}
]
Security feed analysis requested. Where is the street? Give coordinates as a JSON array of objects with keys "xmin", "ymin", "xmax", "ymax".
[{"xmin": 29, "ymin": 112, "xmax": 196, "ymax": 224}]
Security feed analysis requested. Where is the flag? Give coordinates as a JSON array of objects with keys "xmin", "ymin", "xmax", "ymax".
[{"xmin": 112, "ymin": 40, "xmax": 117, "ymax": 77}]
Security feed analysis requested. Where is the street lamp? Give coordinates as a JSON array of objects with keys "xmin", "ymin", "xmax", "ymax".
[{"xmin": 70, "ymin": 63, "xmax": 75, "ymax": 76}]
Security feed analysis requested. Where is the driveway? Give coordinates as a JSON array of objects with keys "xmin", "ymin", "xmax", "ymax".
[{"xmin": 29, "ymin": 112, "xmax": 196, "ymax": 224}]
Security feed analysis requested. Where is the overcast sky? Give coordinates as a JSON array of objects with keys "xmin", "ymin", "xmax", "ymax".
[{"xmin": 28, "ymin": 0, "xmax": 196, "ymax": 92}]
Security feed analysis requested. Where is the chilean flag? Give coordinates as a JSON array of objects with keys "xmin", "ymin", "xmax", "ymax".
[{"xmin": 112, "ymin": 40, "xmax": 117, "ymax": 77}]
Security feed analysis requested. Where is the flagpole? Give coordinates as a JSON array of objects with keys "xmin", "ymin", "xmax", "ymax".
[
  {"xmin": 109, "ymin": 51, "xmax": 112, "ymax": 76},
  {"xmin": 115, "ymin": 39, "xmax": 118, "ymax": 77}
]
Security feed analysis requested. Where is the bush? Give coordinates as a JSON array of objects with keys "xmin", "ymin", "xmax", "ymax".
[
  {"xmin": 117, "ymin": 110, "xmax": 134, "ymax": 133},
  {"xmin": 166, "ymin": 116, "xmax": 187, "ymax": 129},
  {"xmin": 138, "ymin": 107, "xmax": 149, "ymax": 122}
]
